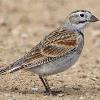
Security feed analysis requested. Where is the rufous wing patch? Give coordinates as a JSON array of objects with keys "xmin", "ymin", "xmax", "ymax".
[{"xmin": 56, "ymin": 39, "xmax": 77, "ymax": 46}]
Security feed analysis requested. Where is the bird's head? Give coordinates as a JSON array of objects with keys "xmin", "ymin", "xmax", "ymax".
[{"xmin": 67, "ymin": 10, "xmax": 99, "ymax": 32}]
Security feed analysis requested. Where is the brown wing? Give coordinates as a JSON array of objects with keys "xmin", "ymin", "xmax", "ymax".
[
  {"xmin": 21, "ymin": 27, "xmax": 78, "ymax": 68},
  {"xmin": 41, "ymin": 38, "xmax": 77, "ymax": 57},
  {"xmin": 3, "ymin": 27, "xmax": 78, "ymax": 73}
]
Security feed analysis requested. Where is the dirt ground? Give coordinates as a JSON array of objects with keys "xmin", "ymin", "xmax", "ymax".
[{"xmin": 0, "ymin": 0, "xmax": 100, "ymax": 100}]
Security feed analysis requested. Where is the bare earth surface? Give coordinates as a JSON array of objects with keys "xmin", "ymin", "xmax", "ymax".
[{"xmin": 0, "ymin": 0, "xmax": 100, "ymax": 100}]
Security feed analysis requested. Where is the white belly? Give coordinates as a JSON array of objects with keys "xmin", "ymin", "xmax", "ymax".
[{"xmin": 31, "ymin": 50, "xmax": 81, "ymax": 76}]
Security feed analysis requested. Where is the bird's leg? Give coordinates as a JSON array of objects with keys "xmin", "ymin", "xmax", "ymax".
[
  {"xmin": 43, "ymin": 77, "xmax": 52, "ymax": 93},
  {"xmin": 39, "ymin": 76, "xmax": 51, "ymax": 95}
]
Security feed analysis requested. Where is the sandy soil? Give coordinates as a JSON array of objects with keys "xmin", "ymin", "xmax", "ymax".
[{"xmin": 0, "ymin": 0, "xmax": 100, "ymax": 100}]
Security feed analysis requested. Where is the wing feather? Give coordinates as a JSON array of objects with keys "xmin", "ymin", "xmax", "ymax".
[
  {"xmin": 22, "ymin": 27, "xmax": 78, "ymax": 68},
  {"xmin": 0, "ymin": 27, "xmax": 79, "ymax": 73}
]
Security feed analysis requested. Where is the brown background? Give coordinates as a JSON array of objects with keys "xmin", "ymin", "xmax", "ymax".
[{"xmin": 0, "ymin": 0, "xmax": 100, "ymax": 100}]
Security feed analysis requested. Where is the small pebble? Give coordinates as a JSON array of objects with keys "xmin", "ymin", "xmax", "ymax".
[
  {"xmin": 21, "ymin": 33, "xmax": 28, "ymax": 38},
  {"xmin": 58, "ymin": 93, "xmax": 64, "ymax": 97},
  {"xmin": 32, "ymin": 87, "xmax": 38, "ymax": 91},
  {"xmin": 90, "ymin": 77, "xmax": 97, "ymax": 81},
  {"xmin": 79, "ymin": 96, "xmax": 85, "ymax": 100}
]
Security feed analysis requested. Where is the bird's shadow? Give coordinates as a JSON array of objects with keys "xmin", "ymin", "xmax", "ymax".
[
  {"xmin": 49, "ymin": 86, "xmax": 82, "ymax": 96},
  {"xmin": 31, "ymin": 84, "xmax": 99, "ymax": 96}
]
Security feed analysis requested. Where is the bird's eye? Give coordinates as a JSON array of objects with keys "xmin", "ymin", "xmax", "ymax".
[{"xmin": 80, "ymin": 14, "xmax": 84, "ymax": 17}]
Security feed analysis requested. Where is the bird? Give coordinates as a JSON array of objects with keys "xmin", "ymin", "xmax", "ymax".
[{"xmin": 0, "ymin": 10, "xmax": 99, "ymax": 95}]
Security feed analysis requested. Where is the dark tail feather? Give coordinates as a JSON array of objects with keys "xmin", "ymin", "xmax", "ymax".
[
  {"xmin": 0, "ymin": 58, "xmax": 25, "ymax": 75},
  {"xmin": 0, "ymin": 65, "xmax": 24, "ymax": 75}
]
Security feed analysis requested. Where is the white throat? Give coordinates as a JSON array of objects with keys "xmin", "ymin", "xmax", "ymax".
[{"xmin": 63, "ymin": 20, "xmax": 88, "ymax": 33}]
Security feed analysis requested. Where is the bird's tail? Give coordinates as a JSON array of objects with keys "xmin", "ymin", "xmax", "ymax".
[{"xmin": 0, "ymin": 58, "xmax": 24, "ymax": 75}]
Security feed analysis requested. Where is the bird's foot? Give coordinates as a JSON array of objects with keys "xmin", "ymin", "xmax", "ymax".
[
  {"xmin": 43, "ymin": 89, "xmax": 52, "ymax": 96},
  {"xmin": 44, "ymin": 89, "xmax": 62, "ymax": 96}
]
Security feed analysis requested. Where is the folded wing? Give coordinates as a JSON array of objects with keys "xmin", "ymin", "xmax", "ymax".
[{"xmin": 0, "ymin": 27, "xmax": 78, "ymax": 74}]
